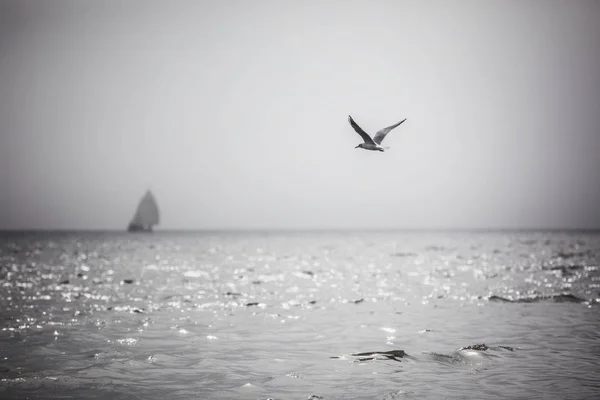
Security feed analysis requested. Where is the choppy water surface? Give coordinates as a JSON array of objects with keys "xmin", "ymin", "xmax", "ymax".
[{"xmin": 1, "ymin": 231, "xmax": 600, "ymax": 399}]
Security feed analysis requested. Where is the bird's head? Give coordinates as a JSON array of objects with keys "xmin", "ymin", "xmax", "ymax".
[{"xmin": 355, "ymin": 144, "xmax": 363, "ymax": 149}]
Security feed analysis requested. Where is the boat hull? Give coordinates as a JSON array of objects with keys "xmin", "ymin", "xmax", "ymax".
[{"xmin": 127, "ymin": 223, "xmax": 153, "ymax": 232}]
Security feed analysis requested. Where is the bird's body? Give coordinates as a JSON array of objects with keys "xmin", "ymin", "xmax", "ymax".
[
  {"xmin": 348, "ymin": 115, "xmax": 406, "ymax": 151},
  {"xmin": 356, "ymin": 142, "xmax": 388, "ymax": 152}
]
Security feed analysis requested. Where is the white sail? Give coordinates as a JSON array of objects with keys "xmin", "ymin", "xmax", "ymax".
[{"xmin": 129, "ymin": 190, "xmax": 159, "ymax": 231}]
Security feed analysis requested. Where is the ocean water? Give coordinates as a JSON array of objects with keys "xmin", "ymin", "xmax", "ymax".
[{"xmin": 1, "ymin": 230, "xmax": 599, "ymax": 399}]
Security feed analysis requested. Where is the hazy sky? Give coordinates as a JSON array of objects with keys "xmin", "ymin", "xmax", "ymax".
[{"xmin": 1, "ymin": 0, "xmax": 599, "ymax": 230}]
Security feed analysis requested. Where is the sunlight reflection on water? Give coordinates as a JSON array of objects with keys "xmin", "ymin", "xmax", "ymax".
[{"xmin": 1, "ymin": 231, "xmax": 600, "ymax": 399}]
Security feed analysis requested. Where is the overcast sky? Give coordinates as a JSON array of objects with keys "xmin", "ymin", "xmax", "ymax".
[{"xmin": 1, "ymin": 0, "xmax": 599, "ymax": 230}]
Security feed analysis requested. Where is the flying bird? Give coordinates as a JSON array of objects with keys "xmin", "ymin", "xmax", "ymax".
[{"xmin": 348, "ymin": 115, "xmax": 407, "ymax": 151}]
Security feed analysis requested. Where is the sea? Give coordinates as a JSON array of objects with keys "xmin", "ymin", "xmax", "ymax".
[{"xmin": 1, "ymin": 230, "xmax": 599, "ymax": 400}]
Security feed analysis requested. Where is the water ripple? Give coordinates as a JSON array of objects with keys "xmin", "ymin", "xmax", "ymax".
[{"xmin": 1, "ymin": 231, "xmax": 600, "ymax": 399}]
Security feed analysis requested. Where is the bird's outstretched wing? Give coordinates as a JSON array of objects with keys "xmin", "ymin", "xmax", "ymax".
[
  {"xmin": 373, "ymin": 118, "xmax": 406, "ymax": 144},
  {"xmin": 348, "ymin": 115, "xmax": 375, "ymax": 145}
]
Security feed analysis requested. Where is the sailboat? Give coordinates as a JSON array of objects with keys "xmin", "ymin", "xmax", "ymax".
[{"xmin": 127, "ymin": 190, "xmax": 160, "ymax": 232}]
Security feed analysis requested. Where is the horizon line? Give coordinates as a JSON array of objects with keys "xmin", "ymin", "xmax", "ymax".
[{"xmin": 1, "ymin": 227, "xmax": 600, "ymax": 233}]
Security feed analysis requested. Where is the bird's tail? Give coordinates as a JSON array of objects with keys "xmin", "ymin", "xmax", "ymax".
[{"xmin": 383, "ymin": 146, "xmax": 390, "ymax": 150}]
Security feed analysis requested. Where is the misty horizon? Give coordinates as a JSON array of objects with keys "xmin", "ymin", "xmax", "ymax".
[{"xmin": 2, "ymin": 0, "xmax": 600, "ymax": 230}]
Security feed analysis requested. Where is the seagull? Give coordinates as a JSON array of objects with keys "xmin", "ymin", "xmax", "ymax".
[{"xmin": 348, "ymin": 115, "xmax": 407, "ymax": 151}]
